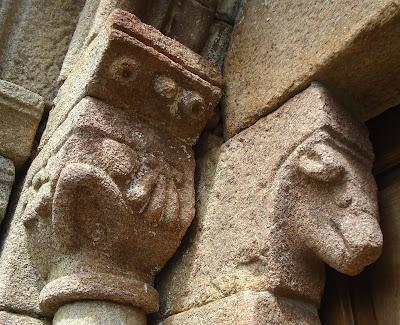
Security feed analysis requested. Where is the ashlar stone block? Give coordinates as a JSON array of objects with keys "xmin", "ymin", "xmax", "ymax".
[
  {"xmin": 157, "ymin": 83, "xmax": 383, "ymax": 323},
  {"xmin": 163, "ymin": 291, "xmax": 320, "ymax": 325},
  {"xmin": 0, "ymin": 311, "xmax": 49, "ymax": 325},
  {"xmin": 201, "ymin": 21, "xmax": 233, "ymax": 69},
  {"xmin": 0, "ymin": 80, "xmax": 44, "ymax": 167},
  {"xmin": 166, "ymin": 0, "xmax": 215, "ymax": 53},
  {"xmin": 0, "ymin": 0, "xmax": 85, "ymax": 99},
  {"xmin": 0, "ymin": 155, "xmax": 14, "ymax": 223},
  {"xmin": 223, "ymin": 0, "xmax": 400, "ymax": 138}
]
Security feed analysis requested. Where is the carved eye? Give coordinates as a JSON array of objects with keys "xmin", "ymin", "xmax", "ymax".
[
  {"xmin": 298, "ymin": 143, "xmax": 345, "ymax": 182},
  {"xmin": 110, "ymin": 57, "xmax": 140, "ymax": 83},
  {"xmin": 152, "ymin": 75, "xmax": 178, "ymax": 99},
  {"xmin": 179, "ymin": 90, "xmax": 205, "ymax": 117}
]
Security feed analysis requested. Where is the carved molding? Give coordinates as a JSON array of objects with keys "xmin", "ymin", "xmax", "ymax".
[{"xmin": 41, "ymin": 9, "xmax": 222, "ymax": 151}]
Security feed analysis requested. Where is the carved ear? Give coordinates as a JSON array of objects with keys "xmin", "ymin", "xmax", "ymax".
[{"xmin": 298, "ymin": 144, "xmax": 345, "ymax": 182}]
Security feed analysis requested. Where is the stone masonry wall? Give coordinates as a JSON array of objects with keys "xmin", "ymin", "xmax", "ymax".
[{"xmin": 0, "ymin": 0, "xmax": 397, "ymax": 324}]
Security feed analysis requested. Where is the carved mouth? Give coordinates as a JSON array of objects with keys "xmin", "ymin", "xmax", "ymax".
[{"xmin": 327, "ymin": 215, "xmax": 382, "ymax": 275}]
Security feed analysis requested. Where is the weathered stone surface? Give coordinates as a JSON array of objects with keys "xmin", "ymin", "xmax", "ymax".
[
  {"xmin": 201, "ymin": 21, "xmax": 233, "ymax": 69},
  {"xmin": 59, "ymin": 0, "xmax": 148, "ymax": 83},
  {"xmin": 0, "ymin": 0, "xmax": 85, "ymax": 99},
  {"xmin": 0, "ymin": 156, "xmax": 15, "ymax": 222},
  {"xmin": 197, "ymin": 0, "xmax": 218, "ymax": 10},
  {"xmin": 42, "ymin": 9, "xmax": 222, "ymax": 150},
  {"xmin": 0, "ymin": 10, "xmax": 222, "ymax": 319},
  {"xmin": 141, "ymin": 0, "xmax": 172, "ymax": 31},
  {"xmin": 53, "ymin": 301, "xmax": 146, "ymax": 325},
  {"xmin": 216, "ymin": 0, "xmax": 242, "ymax": 24},
  {"xmin": 0, "ymin": 95, "xmax": 198, "ymax": 317},
  {"xmin": 163, "ymin": 291, "xmax": 320, "ymax": 325},
  {"xmin": 223, "ymin": 0, "xmax": 400, "ymax": 138},
  {"xmin": 0, "ymin": 311, "xmax": 49, "ymax": 325},
  {"xmin": 0, "ymin": 202, "xmax": 44, "ymax": 315},
  {"xmin": 157, "ymin": 83, "xmax": 382, "ymax": 322},
  {"xmin": 0, "ymin": 155, "xmax": 14, "ymax": 223},
  {"xmin": 166, "ymin": 0, "xmax": 215, "ymax": 53},
  {"xmin": 0, "ymin": 80, "xmax": 44, "ymax": 167}
]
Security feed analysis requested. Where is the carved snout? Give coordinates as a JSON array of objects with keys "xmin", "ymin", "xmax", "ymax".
[{"xmin": 332, "ymin": 212, "xmax": 383, "ymax": 276}]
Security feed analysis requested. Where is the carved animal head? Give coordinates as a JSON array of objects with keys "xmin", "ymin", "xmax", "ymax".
[{"xmin": 278, "ymin": 131, "xmax": 382, "ymax": 276}]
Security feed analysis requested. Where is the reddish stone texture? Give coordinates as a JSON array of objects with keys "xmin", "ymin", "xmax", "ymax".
[
  {"xmin": 0, "ymin": 10, "xmax": 222, "ymax": 319},
  {"xmin": 42, "ymin": 9, "xmax": 222, "ymax": 150}
]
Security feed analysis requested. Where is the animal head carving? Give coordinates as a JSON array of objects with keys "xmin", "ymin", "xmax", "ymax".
[{"xmin": 277, "ymin": 130, "xmax": 382, "ymax": 276}]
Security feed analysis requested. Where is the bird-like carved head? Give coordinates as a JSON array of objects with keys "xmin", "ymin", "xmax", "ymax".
[{"xmin": 23, "ymin": 98, "xmax": 196, "ymax": 316}]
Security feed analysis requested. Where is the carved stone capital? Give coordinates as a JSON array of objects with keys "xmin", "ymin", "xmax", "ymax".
[{"xmin": 6, "ymin": 9, "xmax": 222, "ymax": 319}]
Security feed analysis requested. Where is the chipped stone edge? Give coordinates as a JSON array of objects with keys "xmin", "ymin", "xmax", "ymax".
[{"xmin": 0, "ymin": 80, "xmax": 45, "ymax": 121}]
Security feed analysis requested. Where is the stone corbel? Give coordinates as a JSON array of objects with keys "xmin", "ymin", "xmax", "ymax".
[
  {"xmin": 20, "ymin": 9, "xmax": 221, "ymax": 324},
  {"xmin": 157, "ymin": 83, "xmax": 383, "ymax": 324}
]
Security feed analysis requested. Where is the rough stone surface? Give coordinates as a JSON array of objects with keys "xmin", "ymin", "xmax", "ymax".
[
  {"xmin": 0, "ymin": 0, "xmax": 85, "ymax": 99},
  {"xmin": 142, "ymin": 0, "xmax": 172, "ymax": 31},
  {"xmin": 0, "ymin": 96, "xmax": 198, "ymax": 317},
  {"xmin": 0, "ymin": 11, "xmax": 221, "ymax": 317},
  {"xmin": 223, "ymin": 0, "xmax": 400, "ymax": 138},
  {"xmin": 53, "ymin": 301, "xmax": 146, "ymax": 325},
  {"xmin": 42, "ymin": 9, "xmax": 222, "ymax": 150},
  {"xmin": 0, "ymin": 311, "xmax": 49, "ymax": 325},
  {"xmin": 0, "ymin": 94, "xmax": 197, "ymax": 317},
  {"xmin": 59, "ymin": 0, "xmax": 148, "ymax": 83},
  {"xmin": 0, "ymin": 155, "xmax": 14, "ymax": 224},
  {"xmin": 216, "ymin": 0, "xmax": 242, "ymax": 24},
  {"xmin": 157, "ymin": 83, "xmax": 382, "ymax": 322},
  {"xmin": 201, "ymin": 21, "xmax": 233, "ymax": 69},
  {"xmin": 163, "ymin": 291, "xmax": 320, "ymax": 325},
  {"xmin": 166, "ymin": 0, "xmax": 215, "ymax": 53},
  {"xmin": 0, "ymin": 80, "xmax": 44, "ymax": 167}
]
